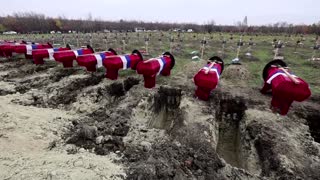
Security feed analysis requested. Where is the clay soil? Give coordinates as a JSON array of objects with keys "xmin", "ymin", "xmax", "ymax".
[{"xmin": 0, "ymin": 57, "xmax": 320, "ymax": 180}]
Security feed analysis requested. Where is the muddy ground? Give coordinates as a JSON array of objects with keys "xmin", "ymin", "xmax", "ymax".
[{"xmin": 0, "ymin": 57, "xmax": 320, "ymax": 180}]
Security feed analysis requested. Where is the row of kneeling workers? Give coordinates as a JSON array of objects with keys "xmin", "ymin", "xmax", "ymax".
[
  {"xmin": 0, "ymin": 41, "xmax": 312, "ymax": 116},
  {"xmin": 0, "ymin": 41, "xmax": 175, "ymax": 89}
]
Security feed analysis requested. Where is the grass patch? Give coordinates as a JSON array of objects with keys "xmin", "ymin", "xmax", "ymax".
[{"xmin": 1, "ymin": 32, "xmax": 319, "ymax": 94}]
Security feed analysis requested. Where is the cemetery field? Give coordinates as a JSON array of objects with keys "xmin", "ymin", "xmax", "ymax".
[
  {"xmin": 0, "ymin": 32, "xmax": 320, "ymax": 180},
  {"xmin": 2, "ymin": 32, "xmax": 319, "ymax": 93}
]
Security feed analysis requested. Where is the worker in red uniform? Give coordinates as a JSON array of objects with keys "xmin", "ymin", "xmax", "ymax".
[
  {"xmin": 193, "ymin": 56, "xmax": 224, "ymax": 100},
  {"xmin": 260, "ymin": 60, "xmax": 311, "ymax": 115}
]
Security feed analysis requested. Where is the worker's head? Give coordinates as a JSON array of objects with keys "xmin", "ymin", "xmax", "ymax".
[
  {"xmin": 262, "ymin": 59, "xmax": 287, "ymax": 80},
  {"xmin": 208, "ymin": 56, "xmax": 224, "ymax": 73}
]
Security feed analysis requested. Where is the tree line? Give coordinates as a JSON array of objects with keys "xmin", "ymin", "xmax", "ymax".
[{"xmin": 0, "ymin": 12, "xmax": 319, "ymax": 35}]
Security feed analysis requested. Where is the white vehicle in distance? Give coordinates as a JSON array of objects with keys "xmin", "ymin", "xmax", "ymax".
[
  {"xmin": 3, "ymin": 31, "xmax": 17, "ymax": 35},
  {"xmin": 187, "ymin": 29, "xmax": 193, "ymax": 32}
]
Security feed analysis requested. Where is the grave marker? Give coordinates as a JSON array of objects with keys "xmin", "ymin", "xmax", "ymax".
[
  {"xmin": 246, "ymin": 38, "xmax": 254, "ymax": 56},
  {"xmin": 104, "ymin": 36, "xmax": 108, "ymax": 50},
  {"xmin": 229, "ymin": 34, "xmax": 234, "ymax": 49},
  {"xmin": 221, "ymin": 37, "xmax": 226, "ymax": 57},
  {"xmin": 158, "ymin": 35, "xmax": 162, "ymax": 51},
  {"xmin": 294, "ymin": 39, "xmax": 301, "ymax": 53},
  {"xmin": 63, "ymin": 35, "xmax": 66, "ymax": 46},
  {"xmin": 231, "ymin": 36, "xmax": 243, "ymax": 64},
  {"xmin": 89, "ymin": 34, "xmax": 93, "ymax": 47},
  {"xmin": 76, "ymin": 35, "xmax": 79, "ymax": 48},
  {"xmin": 311, "ymin": 38, "xmax": 320, "ymax": 60},
  {"xmin": 273, "ymin": 38, "xmax": 277, "ymax": 45},
  {"xmin": 274, "ymin": 40, "xmax": 284, "ymax": 60},
  {"xmin": 170, "ymin": 36, "xmax": 174, "ymax": 53},
  {"xmin": 122, "ymin": 36, "xmax": 127, "ymax": 52},
  {"xmin": 51, "ymin": 35, "xmax": 55, "ymax": 45},
  {"xmin": 136, "ymin": 33, "xmax": 140, "ymax": 43},
  {"xmin": 145, "ymin": 36, "xmax": 150, "ymax": 55},
  {"xmin": 200, "ymin": 37, "xmax": 207, "ymax": 60}
]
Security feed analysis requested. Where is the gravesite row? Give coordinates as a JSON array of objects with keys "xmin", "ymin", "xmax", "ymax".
[{"xmin": 2, "ymin": 33, "xmax": 319, "ymax": 115}]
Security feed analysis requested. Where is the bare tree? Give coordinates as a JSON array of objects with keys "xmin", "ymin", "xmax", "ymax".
[
  {"xmin": 203, "ymin": 20, "xmax": 216, "ymax": 33},
  {"xmin": 0, "ymin": 12, "xmax": 319, "ymax": 34}
]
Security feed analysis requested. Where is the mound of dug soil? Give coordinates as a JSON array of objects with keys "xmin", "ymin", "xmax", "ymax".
[
  {"xmin": 1, "ymin": 58, "xmax": 319, "ymax": 180},
  {"xmin": 223, "ymin": 65, "xmax": 250, "ymax": 81},
  {"xmin": 0, "ymin": 95, "xmax": 125, "ymax": 180}
]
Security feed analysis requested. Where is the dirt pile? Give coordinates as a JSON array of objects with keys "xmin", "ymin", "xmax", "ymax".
[
  {"xmin": 1, "ymin": 57, "xmax": 319, "ymax": 180},
  {"xmin": 0, "ymin": 94, "xmax": 125, "ymax": 180},
  {"xmin": 223, "ymin": 65, "xmax": 250, "ymax": 81}
]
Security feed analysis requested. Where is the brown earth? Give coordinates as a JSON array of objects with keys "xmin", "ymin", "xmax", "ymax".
[{"xmin": 0, "ymin": 57, "xmax": 319, "ymax": 180}]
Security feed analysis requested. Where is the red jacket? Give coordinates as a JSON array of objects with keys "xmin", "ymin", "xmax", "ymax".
[
  {"xmin": 76, "ymin": 51, "xmax": 117, "ymax": 72},
  {"xmin": 53, "ymin": 48, "xmax": 94, "ymax": 68},
  {"xmin": 193, "ymin": 63, "xmax": 222, "ymax": 101},
  {"xmin": 103, "ymin": 53, "xmax": 143, "ymax": 80},
  {"xmin": 261, "ymin": 67, "xmax": 311, "ymax": 115},
  {"xmin": 32, "ymin": 47, "xmax": 70, "ymax": 65},
  {"xmin": 136, "ymin": 56, "xmax": 173, "ymax": 88}
]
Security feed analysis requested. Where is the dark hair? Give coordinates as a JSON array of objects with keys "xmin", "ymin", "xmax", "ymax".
[
  {"xmin": 208, "ymin": 56, "xmax": 224, "ymax": 74},
  {"xmin": 108, "ymin": 48, "xmax": 117, "ymax": 55},
  {"xmin": 262, "ymin": 59, "xmax": 287, "ymax": 80},
  {"xmin": 86, "ymin": 45, "xmax": 94, "ymax": 53},
  {"xmin": 162, "ymin": 52, "xmax": 175, "ymax": 69}
]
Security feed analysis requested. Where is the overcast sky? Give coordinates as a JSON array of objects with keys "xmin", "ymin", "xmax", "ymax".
[{"xmin": 1, "ymin": 0, "xmax": 319, "ymax": 25}]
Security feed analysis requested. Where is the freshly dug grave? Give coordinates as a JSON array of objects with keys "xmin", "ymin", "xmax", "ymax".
[
  {"xmin": 1, "ymin": 58, "xmax": 319, "ymax": 180},
  {"xmin": 63, "ymin": 84, "xmax": 320, "ymax": 180}
]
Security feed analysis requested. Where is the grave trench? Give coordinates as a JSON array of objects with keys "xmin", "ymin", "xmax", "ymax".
[
  {"xmin": 0, "ymin": 61, "xmax": 78, "ymax": 96},
  {"xmin": 306, "ymin": 96, "xmax": 320, "ymax": 143},
  {"xmin": 0, "ymin": 58, "xmax": 30, "ymax": 70},
  {"xmin": 59, "ymin": 86, "xmax": 264, "ymax": 178},
  {"xmin": 294, "ymin": 103, "xmax": 320, "ymax": 144},
  {"xmin": 64, "ymin": 85, "xmax": 174, "ymax": 156},
  {"xmin": 215, "ymin": 96, "xmax": 248, "ymax": 169},
  {"xmin": 0, "ymin": 59, "xmax": 57, "ymax": 80},
  {"xmin": 148, "ymin": 86, "xmax": 183, "ymax": 130},
  {"xmin": 0, "ymin": 58, "xmax": 266, "ymax": 175},
  {"xmin": 11, "ymin": 73, "xmax": 106, "ymax": 108},
  {"xmin": 148, "ymin": 88, "xmax": 262, "ymax": 174},
  {"xmin": 305, "ymin": 111, "xmax": 320, "ymax": 143},
  {"xmin": 14, "ymin": 68, "xmax": 82, "ymax": 94},
  {"xmin": 61, "ymin": 77, "xmax": 141, "ymax": 155},
  {"xmin": 37, "ymin": 73, "xmax": 106, "ymax": 108}
]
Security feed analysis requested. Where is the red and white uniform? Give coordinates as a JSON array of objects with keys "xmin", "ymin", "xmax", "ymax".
[
  {"xmin": 103, "ymin": 53, "xmax": 143, "ymax": 80},
  {"xmin": 53, "ymin": 48, "xmax": 94, "ymax": 68},
  {"xmin": 261, "ymin": 67, "xmax": 311, "ymax": 115},
  {"xmin": 0, "ymin": 42, "xmax": 22, "ymax": 57},
  {"xmin": 0, "ymin": 44, "xmax": 14, "ymax": 57},
  {"xmin": 136, "ymin": 55, "xmax": 173, "ymax": 88},
  {"xmin": 76, "ymin": 51, "xmax": 117, "ymax": 72},
  {"xmin": 193, "ymin": 62, "xmax": 222, "ymax": 101},
  {"xmin": 32, "ymin": 47, "xmax": 71, "ymax": 65},
  {"xmin": 14, "ymin": 43, "xmax": 53, "ymax": 59}
]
